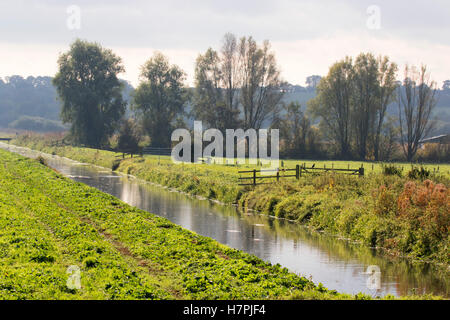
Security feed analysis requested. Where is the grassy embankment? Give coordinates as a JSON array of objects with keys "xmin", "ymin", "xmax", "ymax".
[
  {"xmin": 10, "ymin": 134, "xmax": 450, "ymax": 266},
  {"xmin": 0, "ymin": 148, "xmax": 362, "ymax": 299}
]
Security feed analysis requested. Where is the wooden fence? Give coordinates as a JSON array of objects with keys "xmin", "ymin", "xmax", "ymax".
[
  {"xmin": 238, "ymin": 164, "xmax": 364, "ymax": 186},
  {"xmin": 114, "ymin": 151, "xmax": 141, "ymax": 159},
  {"xmin": 142, "ymin": 146, "xmax": 172, "ymax": 156}
]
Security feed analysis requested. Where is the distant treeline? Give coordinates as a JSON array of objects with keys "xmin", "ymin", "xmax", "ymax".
[{"xmin": 2, "ymin": 74, "xmax": 449, "ymax": 136}]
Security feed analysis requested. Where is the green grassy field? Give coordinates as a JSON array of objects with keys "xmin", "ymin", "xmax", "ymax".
[
  {"xmin": 8, "ymin": 134, "xmax": 450, "ymax": 266},
  {"xmin": 8, "ymin": 132, "xmax": 450, "ymax": 175}
]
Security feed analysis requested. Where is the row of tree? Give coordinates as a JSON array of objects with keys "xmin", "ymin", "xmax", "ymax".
[
  {"xmin": 51, "ymin": 37, "xmax": 439, "ymax": 161},
  {"xmin": 308, "ymin": 54, "xmax": 437, "ymax": 161},
  {"xmin": 53, "ymin": 36, "xmax": 286, "ymax": 149}
]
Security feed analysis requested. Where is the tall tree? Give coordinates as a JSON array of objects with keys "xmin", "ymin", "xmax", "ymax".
[
  {"xmin": 53, "ymin": 39, "xmax": 125, "ymax": 147},
  {"xmin": 192, "ymin": 41, "xmax": 240, "ymax": 132},
  {"xmin": 398, "ymin": 65, "xmax": 437, "ymax": 161},
  {"xmin": 308, "ymin": 57, "xmax": 353, "ymax": 158},
  {"xmin": 238, "ymin": 37, "xmax": 284, "ymax": 130},
  {"xmin": 352, "ymin": 53, "xmax": 379, "ymax": 160},
  {"xmin": 310, "ymin": 53, "xmax": 398, "ymax": 160},
  {"xmin": 220, "ymin": 33, "xmax": 241, "ymax": 129},
  {"xmin": 193, "ymin": 48, "xmax": 223, "ymax": 128},
  {"xmin": 193, "ymin": 34, "xmax": 283, "ymax": 131},
  {"xmin": 372, "ymin": 56, "xmax": 398, "ymax": 161},
  {"xmin": 132, "ymin": 52, "xmax": 187, "ymax": 148}
]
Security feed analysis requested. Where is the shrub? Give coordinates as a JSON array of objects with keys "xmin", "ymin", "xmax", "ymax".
[
  {"xmin": 274, "ymin": 195, "xmax": 305, "ymax": 220},
  {"xmin": 336, "ymin": 202, "xmax": 363, "ymax": 234},
  {"xmin": 382, "ymin": 164, "xmax": 402, "ymax": 177},
  {"xmin": 417, "ymin": 143, "xmax": 450, "ymax": 163},
  {"xmin": 117, "ymin": 119, "xmax": 141, "ymax": 154},
  {"xmin": 397, "ymin": 180, "xmax": 449, "ymax": 240},
  {"xmin": 374, "ymin": 185, "xmax": 396, "ymax": 216},
  {"xmin": 407, "ymin": 166, "xmax": 430, "ymax": 180}
]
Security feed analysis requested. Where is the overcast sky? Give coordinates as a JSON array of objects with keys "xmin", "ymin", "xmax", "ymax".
[{"xmin": 1, "ymin": 0, "xmax": 450, "ymax": 87}]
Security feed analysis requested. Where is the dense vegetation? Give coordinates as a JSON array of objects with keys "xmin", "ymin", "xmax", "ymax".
[
  {"xmin": 239, "ymin": 173, "xmax": 449, "ymax": 265},
  {"xmin": 10, "ymin": 134, "xmax": 449, "ymax": 267}
]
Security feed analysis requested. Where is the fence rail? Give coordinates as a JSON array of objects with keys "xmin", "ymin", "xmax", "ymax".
[
  {"xmin": 238, "ymin": 164, "xmax": 364, "ymax": 186},
  {"xmin": 142, "ymin": 147, "xmax": 172, "ymax": 156},
  {"xmin": 114, "ymin": 150, "xmax": 142, "ymax": 159},
  {"xmin": 113, "ymin": 146, "xmax": 173, "ymax": 160}
]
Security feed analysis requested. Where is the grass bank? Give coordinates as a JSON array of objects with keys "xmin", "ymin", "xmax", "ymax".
[{"xmin": 10, "ymin": 134, "xmax": 450, "ymax": 266}]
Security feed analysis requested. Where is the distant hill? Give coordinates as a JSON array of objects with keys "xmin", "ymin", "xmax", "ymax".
[
  {"xmin": 433, "ymin": 90, "xmax": 450, "ymax": 135},
  {"xmin": 384, "ymin": 90, "xmax": 450, "ymax": 136},
  {"xmin": 0, "ymin": 75, "xmax": 134, "ymax": 131},
  {"xmin": 0, "ymin": 76, "xmax": 60, "ymax": 127}
]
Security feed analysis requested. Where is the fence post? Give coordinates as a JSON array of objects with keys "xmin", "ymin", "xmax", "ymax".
[
  {"xmin": 359, "ymin": 167, "xmax": 364, "ymax": 176},
  {"xmin": 276, "ymin": 168, "xmax": 280, "ymax": 182},
  {"xmin": 253, "ymin": 169, "xmax": 256, "ymax": 186},
  {"xmin": 296, "ymin": 164, "xmax": 300, "ymax": 180}
]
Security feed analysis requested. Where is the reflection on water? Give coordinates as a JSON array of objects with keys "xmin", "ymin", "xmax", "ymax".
[{"xmin": 1, "ymin": 142, "xmax": 448, "ymax": 297}]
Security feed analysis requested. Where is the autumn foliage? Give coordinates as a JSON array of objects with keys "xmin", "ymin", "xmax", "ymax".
[{"xmin": 397, "ymin": 180, "xmax": 449, "ymax": 239}]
